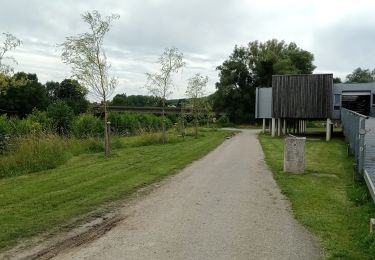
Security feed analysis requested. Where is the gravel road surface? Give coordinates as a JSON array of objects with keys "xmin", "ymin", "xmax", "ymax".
[{"xmin": 54, "ymin": 130, "xmax": 321, "ymax": 260}]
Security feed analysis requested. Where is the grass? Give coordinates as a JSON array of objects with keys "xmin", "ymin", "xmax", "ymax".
[
  {"xmin": 0, "ymin": 129, "xmax": 230, "ymax": 251},
  {"xmin": 259, "ymin": 133, "xmax": 375, "ymax": 259}
]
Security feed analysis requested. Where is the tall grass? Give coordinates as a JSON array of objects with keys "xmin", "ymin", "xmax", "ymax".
[{"xmin": 0, "ymin": 135, "xmax": 103, "ymax": 178}]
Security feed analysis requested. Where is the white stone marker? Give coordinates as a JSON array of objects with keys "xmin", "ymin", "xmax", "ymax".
[{"xmin": 284, "ymin": 136, "xmax": 306, "ymax": 173}]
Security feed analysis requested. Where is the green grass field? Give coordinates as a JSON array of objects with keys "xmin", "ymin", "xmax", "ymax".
[
  {"xmin": 0, "ymin": 130, "xmax": 230, "ymax": 251},
  {"xmin": 259, "ymin": 133, "xmax": 375, "ymax": 259}
]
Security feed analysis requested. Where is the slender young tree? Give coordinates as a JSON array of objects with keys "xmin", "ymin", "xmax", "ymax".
[
  {"xmin": 186, "ymin": 73, "xmax": 209, "ymax": 138},
  {"xmin": 0, "ymin": 33, "xmax": 22, "ymax": 75},
  {"xmin": 59, "ymin": 11, "xmax": 119, "ymax": 156},
  {"xmin": 145, "ymin": 47, "xmax": 185, "ymax": 143}
]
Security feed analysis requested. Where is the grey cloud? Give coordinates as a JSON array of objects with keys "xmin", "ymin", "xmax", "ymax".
[{"xmin": 1, "ymin": 0, "xmax": 375, "ymax": 98}]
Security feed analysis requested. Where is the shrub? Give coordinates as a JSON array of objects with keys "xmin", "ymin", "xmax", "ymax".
[
  {"xmin": 217, "ymin": 115, "xmax": 231, "ymax": 127},
  {"xmin": 0, "ymin": 115, "xmax": 11, "ymax": 153},
  {"xmin": 72, "ymin": 113, "xmax": 104, "ymax": 138},
  {"xmin": 27, "ymin": 109, "xmax": 54, "ymax": 133},
  {"xmin": 108, "ymin": 112, "xmax": 168, "ymax": 136},
  {"xmin": 47, "ymin": 100, "xmax": 74, "ymax": 135}
]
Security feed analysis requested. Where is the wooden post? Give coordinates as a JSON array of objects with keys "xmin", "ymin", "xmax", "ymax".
[
  {"xmin": 262, "ymin": 118, "xmax": 266, "ymax": 133},
  {"xmin": 277, "ymin": 118, "xmax": 281, "ymax": 136},
  {"xmin": 326, "ymin": 118, "xmax": 332, "ymax": 141},
  {"xmin": 283, "ymin": 119, "xmax": 286, "ymax": 135},
  {"xmin": 272, "ymin": 118, "xmax": 276, "ymax": 137}
]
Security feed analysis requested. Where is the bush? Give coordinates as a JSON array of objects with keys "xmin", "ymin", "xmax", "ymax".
[
  {"xmin": 109, "ymin": 112, "xmax": 169, "ymax": 136},
  {"xmin": 217, "ymin": 115, "xmax": 231, "ymax": 127},
  {"xmin": 27, "ymin": 109, "xmax": 54, "ymax": 133},
  {"xmin": 0, "ymin": 115, "xmax": 11, "ymax": 153},
  {"xmin": 72, "ymin": 113, "xmax": 104, "ymax": 138},
  {"xmin": 47, "ymin": 100, "xmax": 74, "ymax": 135}
]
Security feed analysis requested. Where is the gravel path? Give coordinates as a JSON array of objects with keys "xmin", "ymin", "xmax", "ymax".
[{"xmin": 54, "ymin": 130, "xmax": 321, "ymax": 260}]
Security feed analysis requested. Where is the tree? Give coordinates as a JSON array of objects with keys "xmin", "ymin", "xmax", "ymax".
[
  {"xmin": 346, "ymin": 67, "xmax": 375, "ymax": 83},
  {"xmin": 214, "ymin": 39, "xmax": 316, "ymax": 123},
  {"xmin": 333, "ymin": 77, "xmax": 342, "ymax": 83},
  {"xmin": 248, "ymin": 39, "xmax": 316, "ymax": 87},
  {"xmin": 0, "ymin": 33, "xmax": 22, "ymax": 75},
  {"xmin": 145, "ymin": 47, "xmax": 185, "ymax": 143},
  {"xmin": 186, "ymin": 73, "xmax": 208, "ymax": 138},
  {"xmin": 0, "ymin": 72, "xmax": 49, "ymax": 117},
  {"xmin": 213, "ymin": 46, "xmax": 253, "ymax": 123},
  {"xmin": 59, "ymin": 11, "xmax": 119, "ymax": 156},
  {"xmin": 111, "ymin": 94, "xmax": 162, "ymax": 107}
]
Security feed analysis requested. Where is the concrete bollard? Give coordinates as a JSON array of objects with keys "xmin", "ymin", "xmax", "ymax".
[{"xmin": 284, "ymin": 136, "xmax": 306, "ymax": 173}]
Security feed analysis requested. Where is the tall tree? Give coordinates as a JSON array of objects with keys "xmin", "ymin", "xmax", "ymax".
[
  {"xmin": 213, "ymin": 46, "xmax": 253, "ymax": 122},
  {"xmin": 186, "ymin": 73, "xmax": 209, "ymax": 138},
  {"xmin": 214, "ymin": 39, "xmax": 316, "ymax": 123},
  {"xmin": 145, "ymin": 47, "xmax": 185, "ymax": 143},
  {"xmin": 248, "ymin": 40, "xmax": 316, "ymax": 87},
  {"xmin": 346, "ymin": 67, "xmax": 375, "ymax": 83},
  {"xmin": 59, "ymin": 11, "xmax": 119, "ymax": 156},
  {"xmin": 0, "ymin": 33, "xmax": 22, "ymax": 75}
]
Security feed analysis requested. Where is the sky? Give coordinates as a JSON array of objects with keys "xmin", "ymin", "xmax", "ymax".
[{"xmin": 1, "ymin": 0, "xmax": 375, "ymax": 101}]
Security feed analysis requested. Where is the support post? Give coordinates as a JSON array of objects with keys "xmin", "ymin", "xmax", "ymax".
[
  {"xmin": 262, "ymin": 118, "xmax": 266, "ymax": 133},
  {"xmin": 283, "ymin": 119, "xmax": 286, "ymax": 135},
  {"xmin": 326, "ymin": 118, "xmax": 332, "ymax": 141},
  {"xmin": 277, "ymin": 118, "xmax": 281, "ymax": 136},
  {"xmin": 268, "ymin": 119, "xmax": 271, "ymax": 132},
  {"xmin": 272, "ymin": 118, "xmax": 276, "ymax": 137}
]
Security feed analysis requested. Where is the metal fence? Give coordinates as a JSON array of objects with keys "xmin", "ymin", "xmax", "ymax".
[
  {"xmin": 341, "ymin": 108, "xmax": 375, "ymax": 202},
  {"xmin": 341, "ymin": 108, "xmax": 367, "ymax": 173}
]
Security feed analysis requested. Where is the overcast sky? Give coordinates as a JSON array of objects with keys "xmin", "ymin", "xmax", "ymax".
[{"xmin": 1, "ymin": 0, "xmax": 375, "ymax": 100}]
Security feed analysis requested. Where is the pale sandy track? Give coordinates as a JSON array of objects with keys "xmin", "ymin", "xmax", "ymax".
[{"xmin": 52, "ymin": 129, "xmax": 320, "ymax": 260}]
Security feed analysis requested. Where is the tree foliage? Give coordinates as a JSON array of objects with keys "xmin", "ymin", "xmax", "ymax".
[
  {"xmin": 46, "ymin": 79, "xmax": 89, "ymax": 114},
  {"xmin": 333, "ymin": 77, "xmax": 342, "ymax": 83},
  {"xmin": 346, "ymin": 67, "xmax": 375, "ymax": 83},
  {"xmin": 186, "ymin": 73, "xmax": 208, "ymax": 138},
  {"xmin": 59, "ymin": 10, "xmax": 119, "ymax": 156},
  {"xmin": 145, "ymin": 47, "xmax": 185, "ymax": 143},
  {"xmin": 213, "ymin": 39, "xmax": 316, "ymax": 123},
  {"xmin": 0, "ymin": 72, "xmax": 48, "ymax": 117},
  {"xmin": 0, "ymin": 32, "xmax": 22, "ymax": 75},
  {"xmin": 111, "ymin": 94, "xmax": 162, "ymax": 107}
]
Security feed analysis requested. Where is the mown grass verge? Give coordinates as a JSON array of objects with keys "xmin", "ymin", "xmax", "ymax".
[
  {"xmin": 0, "ymin": 129, "xmax": 230, "ymax": 251},
  {"xmin": 259, "ymin": 133, "xmax": 375, "ymax": 259}
]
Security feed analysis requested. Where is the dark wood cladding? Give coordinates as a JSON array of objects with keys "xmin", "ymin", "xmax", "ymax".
[{"xmin": 272, "ymin": 74, "xmax": 333, "ymax": 119}]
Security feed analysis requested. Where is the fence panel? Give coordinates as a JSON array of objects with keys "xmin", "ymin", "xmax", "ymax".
[{"xmin": 341, "ymin": 108, "xmax": 375, "ymax": 203}]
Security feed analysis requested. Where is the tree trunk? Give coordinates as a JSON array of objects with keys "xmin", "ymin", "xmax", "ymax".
[
  {"xmin": 194, "ymin": 110, "xmax": 198, "ymax": 139},
  {"xmin": 161, "ymin": 99, "xmax": 166, "ymax": 144},
  {"xmin": 104, "ymin": 102, "xmax": 110, "ymax": 156}
]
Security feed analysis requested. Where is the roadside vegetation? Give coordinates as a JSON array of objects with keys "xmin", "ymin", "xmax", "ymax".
[
  {"xmin": 259, "ymin": 132, "xmax": 375, "ymax": 258},
  {"xmin": 0, "ymin": 128, "xmax": 231, "ymax": 251}
]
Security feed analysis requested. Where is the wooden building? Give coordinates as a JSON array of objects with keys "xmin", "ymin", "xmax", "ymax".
[
  {"xmin": 272, "ymin": 74, "xmax": 333, "ymax": 119},
  {"xmin": 256, "ymin": 74, "xmax": 375, "ymax": 140},
  {"xmin": 256, "ymin": 74, "xmax": 334, "ymax": 140}
]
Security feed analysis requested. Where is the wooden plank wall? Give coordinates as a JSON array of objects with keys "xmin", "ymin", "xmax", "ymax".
[{"xmin": 272, "ymin": 74, "xmax": 333, "ymax": 119}]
